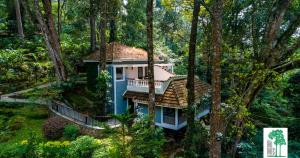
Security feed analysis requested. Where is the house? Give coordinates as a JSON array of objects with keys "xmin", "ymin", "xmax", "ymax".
[{"xmin": 83, "ymin": 42, "xmax": 210, "ymax": 130}]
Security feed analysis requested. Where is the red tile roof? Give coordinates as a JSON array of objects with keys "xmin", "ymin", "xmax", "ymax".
[
  {"xmin": 123, "ymin": 77, "xmax": 210, "ymax": 108},
  {"xmin": 84, "ymin": 42, "xmax": 161, "ymax": 62}
]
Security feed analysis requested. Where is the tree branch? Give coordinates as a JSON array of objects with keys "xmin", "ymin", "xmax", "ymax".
[
  {"xmin": 199, "ymin": 0, "xmax": 212, "ymax": 16},
  {"xmin": 280, "ymin": 37, "xmax": 300, "ymax": 61},
  {"xmin": 272, "ymin": 59, "xmax": 300, "ymax": 73},
  {"xmin": 264, "ymin": 0, "xmax": 291, "ymax": 46},
  {"xmin": 274, "ymin": 14, "xmax": 300, "ymax": 52}
]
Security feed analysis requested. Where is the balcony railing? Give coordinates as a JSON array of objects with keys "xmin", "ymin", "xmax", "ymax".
[
  {"xmin": 127, "ymin": 79, "xmax": 165, "ymax": 94},
  {"xmin": 127, "ymin": 75, "xmax": 186, "ymax": 94}
]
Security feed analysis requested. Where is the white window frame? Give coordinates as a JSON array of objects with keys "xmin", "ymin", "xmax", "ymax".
[{"xmin": 115, "ymin": 67, "xmax": 125, "ymax": 81}]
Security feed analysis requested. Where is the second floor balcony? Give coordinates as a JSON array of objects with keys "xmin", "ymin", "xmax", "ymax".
[{"xmin": 127, "ymin": 79, "xmax": 165, "ymax": 94}]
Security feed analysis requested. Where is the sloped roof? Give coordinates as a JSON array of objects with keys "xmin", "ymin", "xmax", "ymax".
[
  {"xmin": 84, "ymin": 42, "xmax": 161, "ymax": 62},
  {"xmin": 123, "ymin": 77, "xmax": 210, "ymax": 108},
  {"xmin": 154, "ymin": 65, "xmax": 175, "ymax": 81}
]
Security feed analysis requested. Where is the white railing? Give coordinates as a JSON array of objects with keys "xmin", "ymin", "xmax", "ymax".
[
  {"xmin": 127, "ymin": 79, "xmax": 164, "ymax": 94},
  {"xmin": 127, "ymin": 76, "xmax": 186, "ymax": 94}
]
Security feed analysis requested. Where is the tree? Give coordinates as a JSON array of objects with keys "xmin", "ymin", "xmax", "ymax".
[
  {"xmin": 209, "ymin": 0, "xmax": 223, "ymax": 157},
  {"xmin": 33, "ymin": 0, "xmax": 67, "ymax": 81},
  {"xmin": 99, "ymin": 0, "xmax": 107, "ymax": 71},
  {"xmin": 146, "ymin": 0, "xmax": 155, "ymax": 128},
  {"xmin": 89, "ymin": 0, "xmax": 96, "ymax": 51},
  {"xmin": 15, "ymin": 0, "xmax": 24, "ymax": 38},
  {"xmin": 268, "ymin": 129, "xmax": 286, "ymax": 157},
  {"xmin": 184, "ymin": 0, "xmax": 201, "ymax": 157},
  {"xmin": 222, "ymin": 1, "xmax": 300, "ymax": 155}
]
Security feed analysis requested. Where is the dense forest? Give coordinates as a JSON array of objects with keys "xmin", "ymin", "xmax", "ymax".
[{"xmin": 0, "ymin": 0, "xmax": 299, "ymax": 158}]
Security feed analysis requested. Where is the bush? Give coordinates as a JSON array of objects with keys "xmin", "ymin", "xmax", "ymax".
[
  {"xmin": 0, "ymin": 115, "xmax": 6, "ymax": 129},
  {"xmin": 0, "ymin": 143, "xmax": 25, "ymax": 158},
  {"xmin": 36, "ymin": 141, "xmax": 70, "ymax": 158},
  {"xmin": 131, "ymin": 117, "xmax": 166, "ymax": 158},
  {"xmin": 24, "ymin": 106, "xmax": 49, "ymax": 119},
  {"xmin": 43, "ymin": 117, "xmax": 67, "ymax": 140},
  {"xmin": 7, "ymin": 116, "xmax": 25, "ymax": 130},
  {"xmin": 63, "ymin": 124, "xmax": 80, "ymax": 140},
  {"xmin": 0, "ymin": 132, "xmax": 14, "ymax": 143},
  {"xmin": 68, "ymin": 136, "xmax": 99, "ymax": 158}
]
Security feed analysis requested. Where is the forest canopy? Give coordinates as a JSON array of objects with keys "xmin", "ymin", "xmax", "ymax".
[{"xmin": 0, "ymin": 0, "xmax": 299, "ymax": 157}]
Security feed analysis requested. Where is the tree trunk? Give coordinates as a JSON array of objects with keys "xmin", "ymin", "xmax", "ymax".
[
  {"xmin": 57, "ymin": 0, "xmax": 61, "ymax": 37},
  {"xmin": 184, "ymin": 0, "xmax": 201, "ymax": 155},
  {"xmin": 33, "ymin": 0, "xmax": 66, "ymax": 81},
  {"xmin": 90, "ymin": 0, "xmax": 96, "ymax": 51},
  {"xmin": 146, "ymin": 0, "xmax": 155, "ymax": 128},
  {"xmin": 20, "ymin": 0, "xmax": 34, "ymax": 27},
  {"xmin": 109, "ymin": 19, "xmax": 117, "ymax": 43},
  {"xmin": 99, "ymin": 14, "xmax": 107, "ymax": 71},
  {"xmin": 209, "ymin": 0, "xmax": 223, "ymax": 157},
  {"xmin": 15, "ymin": 0, "xmax": 24, "ymax": 38}
]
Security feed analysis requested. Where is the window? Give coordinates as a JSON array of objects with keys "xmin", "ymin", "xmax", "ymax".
[
  {"xmin": 116, "ymin": 67, "xmax": 124, "ymax": 80},
  {"xmin": 163, "ymin": 107, "xmax": 175, "ymax": 125},
  {"xmin": 138, "ymin": 67, "xmax": 143, "ymax": 79}
]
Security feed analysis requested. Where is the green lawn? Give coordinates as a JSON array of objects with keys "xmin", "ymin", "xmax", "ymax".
[{"xmin": 0, "ymin": 103, "xmax": 47, "ymax": 149}]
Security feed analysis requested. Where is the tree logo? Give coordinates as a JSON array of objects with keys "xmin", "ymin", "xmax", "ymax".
[{"xmin": 263, "ymin": 128, "xmax": 288, "ymax": 158}]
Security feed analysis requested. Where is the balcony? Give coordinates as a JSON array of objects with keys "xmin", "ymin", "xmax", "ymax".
[{"xmin": 127, "ymin": 79, "xmax": 165, "ymax": 94}]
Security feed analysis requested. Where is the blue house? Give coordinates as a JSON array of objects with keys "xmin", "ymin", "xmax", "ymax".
[{"xmin": 84, "ymin": 42, "xmax": 210, "ymax": 130}]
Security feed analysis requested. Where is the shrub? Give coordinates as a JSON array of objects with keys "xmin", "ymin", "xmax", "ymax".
[
  {"xmin": 36, "ymin": 141, "xmax": 70, "ymax": 158},
  {"xmin": 68, "ymin": 136, "xmax": 99, "ymax": 158},
  {"xmin": 131, "ymin": 117, "xmax": 166, "ymax": 158},
  {"xmin": 63, "ymin": 124, "xmax": 80, "ymax": 140},
  {"xmin": 43, "ymin": 117, "xmax": 67, "ymax": 140},
  {"xmin": 24, "ymin": 106, "xmax": 48, "ymax": 119},
  {"xmin": 0, "ymin": 115, "xmax": 6, "ymax": 129},
  {"xmin": 7, "ymin": 116, "xmax": 25, "ymax": 131},
  {"xmin": 0, "ymin": 132, "xmax": 13, "ymax": 143},
  {"xmin": 0, "ymin": 143, "xmax": 25, "ymax": 158}
]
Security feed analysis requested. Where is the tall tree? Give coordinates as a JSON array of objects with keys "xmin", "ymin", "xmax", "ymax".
[
  {"xmin": 57, "ymin": 0, "xmax": 61, "ymax": 37},
  {"xmin": 184, "ymin": 0, "xmax": 201, "ymax": 156},
  {"xmin": 33, "ymin": 0, "xmax": 67, "ymax": 81},
  {"xmin": 90, "ymin": 0, "xmax": 96, "ymax": 51},
  {"xmin": 15, "ymin": 0, "xmax": 24, "ymax": 38},
  {"xmin": 99, "ymin": 0, "xmax": 107, "ymax": 71},
  {"xmin": 146, "ymin": 0, "xmax": 155, "ymax": 128},
  {"xmin": 210, "ymin": 0, "xmax": 223, "ymax": 157}
]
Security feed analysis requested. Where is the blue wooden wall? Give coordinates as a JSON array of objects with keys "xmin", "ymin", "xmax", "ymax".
[{"xmin": 137, "ymin": 103, "xmax": 162, "ymax": 123}]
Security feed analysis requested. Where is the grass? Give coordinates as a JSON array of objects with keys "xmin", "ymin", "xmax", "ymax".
[{"xmin": 0, "ymin": 103, "xmax": 47, "ymax": 149}]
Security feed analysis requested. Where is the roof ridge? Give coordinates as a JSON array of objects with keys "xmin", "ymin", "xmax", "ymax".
[{"xmin": 171, "ymin": 81, "xmax": 182, "ymax": 107}]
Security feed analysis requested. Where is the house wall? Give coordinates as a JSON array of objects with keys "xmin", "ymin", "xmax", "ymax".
[
  {"xmin": 114, "ymin": 66, "xmax": 128, "ymax": 114},
  {"xmin": 107, "ymin": 65, "xmax": 114, "ymax": 114},
  {"xmin": 136, "ymin": 103, "xmax": 162, "ymax": 123},
  {"xmin": 125, "ymin": 67, "xmax": 138, "ymax": 79}
]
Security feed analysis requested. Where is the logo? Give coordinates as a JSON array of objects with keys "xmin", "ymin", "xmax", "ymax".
[{"xmin": 263, "ymin": 128, "xmax": 288, "ymax": 158}]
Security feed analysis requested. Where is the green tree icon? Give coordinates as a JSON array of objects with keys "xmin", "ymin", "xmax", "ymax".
[{"xmin": 268, "ymin": 130, "xmax": 286, "ymax": 157}]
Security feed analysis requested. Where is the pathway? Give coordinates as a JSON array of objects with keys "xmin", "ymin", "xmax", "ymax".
[{"xmin": 0, "ymin": 83, "xmax": 119, "ymax": 129}]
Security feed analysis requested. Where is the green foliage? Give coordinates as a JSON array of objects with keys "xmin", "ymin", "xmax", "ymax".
[
  {"xmin": 93, "ymin": 70, "xmax": 112, "ymax": 115},
  {"xmin": 183, "ymin": 121, "xmax": 209, "ymax": 158},
  {"xmin": 36, "ymin": 141, "xmax": 70, "ymax": 158},
  {"xmin": 131, "ymin": 117, "xmax": 166, "ymax": 158},
  {"xmin": 236, "ymin": 142, "xmax": 257, "ymax": 158},
  {"xmin": 63, "ymin": 124, "xmax": 80, "ymax": 140},
  {"xmin": 7, "ymin": 116, "xmax": 25, "ymax": 131},
  {"xmin": 67, "ymin": 136, "xmax": 99, "ymax": 158}
]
